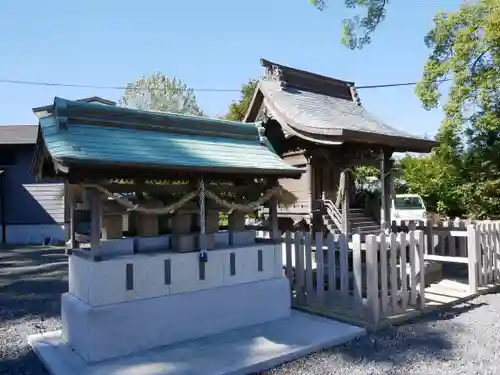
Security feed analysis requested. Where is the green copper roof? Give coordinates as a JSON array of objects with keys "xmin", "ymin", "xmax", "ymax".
[{"xmin": 36, "ymin": 97, "xmax": 303, "ymax": 177}]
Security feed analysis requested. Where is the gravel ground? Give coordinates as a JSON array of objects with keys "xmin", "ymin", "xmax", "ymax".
[
  {"xmin": 0, "ymin": 247, "xmax": 66, "ymax": 375},
  {"xmin": 1, "ymin": 247, "xmax": 500, "ymax": 375}
]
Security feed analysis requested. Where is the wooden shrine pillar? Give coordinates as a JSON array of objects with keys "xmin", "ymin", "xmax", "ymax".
[
  {"xmin": 380, "ymin": 150, "xmax": 386, "ymax": 231},
  {"xmin": 342, "ymin": 170, "xmax": 350, "ymax": 235},
  {"xmin": 379, "ymin": 150, "xmax": 393, "ymax": 231},
  {"xmin": 268, "ymin": 195, "xmax": 280, "ymax": 240},
  {"xmin": 307, "ymin": 155, "xmax": 314, "ymax": 219},
  {"xmin": 68, "ymin": 184, "xmax": 79, "ymax": 250},
  {"xmin": 87, "ymin": 188, "xmax": 102, "ymax": 261},
  {"xmin": 385, "ymin": 159, "xmax": 394, "ymax": 228}
]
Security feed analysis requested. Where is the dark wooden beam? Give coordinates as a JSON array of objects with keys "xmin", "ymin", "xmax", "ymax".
[{"xmin": 66, "ymin": 165, "xmax": 299, "ymax": 182}]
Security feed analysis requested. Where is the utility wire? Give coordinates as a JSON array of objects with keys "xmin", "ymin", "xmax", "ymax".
[{"xmin": 0, "ymin": 77, "xmax": 451, "ymax": 92}]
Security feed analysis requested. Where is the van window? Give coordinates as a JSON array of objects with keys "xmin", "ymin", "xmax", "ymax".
[{"xmin": 394, "ymin": 196, "xmax": 424, "ymax": 210}]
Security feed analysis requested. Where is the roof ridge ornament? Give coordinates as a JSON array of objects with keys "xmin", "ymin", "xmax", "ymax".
[
  {"xmin": 265, "ymin": 64, "xmax": 288, "ymax": 88},
  {"xmin": 349, "ymin": 86, "xmax": 362, "ymax": 106}
]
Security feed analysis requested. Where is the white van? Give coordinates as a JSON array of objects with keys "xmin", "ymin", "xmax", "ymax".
[{"xmin": 391, "ymin": 194, "xmax": 427, "ymax": 223}]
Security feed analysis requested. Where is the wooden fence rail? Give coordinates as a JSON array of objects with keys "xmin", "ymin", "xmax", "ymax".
[{"xmin": 281, "ymin": 221, "xmax": 500, "ymax": 329}]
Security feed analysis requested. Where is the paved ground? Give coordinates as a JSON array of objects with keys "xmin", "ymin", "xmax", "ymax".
[{"xmin": 1, "ymin": 247, "xmax": 500, "ymax": 375}]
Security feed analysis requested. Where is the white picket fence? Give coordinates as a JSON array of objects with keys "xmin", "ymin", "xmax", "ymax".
[{"xmin": 261, "ymin": 220, "xmax": 500, "ymax": 328}]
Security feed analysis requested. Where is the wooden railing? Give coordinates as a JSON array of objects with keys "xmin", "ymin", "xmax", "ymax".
[
  {"xmin": 281, "ymin": 220, "xmax": 500, "ymax": 329},
  {"xmin": 322, "ymin": 199, "xmax": 344, "ymax": 234}
]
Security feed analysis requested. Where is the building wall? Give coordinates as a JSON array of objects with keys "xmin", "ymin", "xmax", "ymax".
[{"xmin": 0, "ymin": 145, "xmax": 66, "ymax": 244}]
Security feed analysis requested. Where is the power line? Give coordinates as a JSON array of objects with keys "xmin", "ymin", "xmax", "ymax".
[
  {"xmin": 0, "ymin": 78, "xmax": 238, "ymax": 92},
  {"xmin": 357, "ymin": 78, "xmax": 451, "ymax": 89},
  {"xmin": 0, "ymin": 77, "xmax": 451, "ymax": 92}
]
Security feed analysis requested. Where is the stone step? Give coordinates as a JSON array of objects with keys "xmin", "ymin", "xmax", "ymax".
[{"xmin": 350, "ymin": 219, "xmax": 377, "ymax": 225}]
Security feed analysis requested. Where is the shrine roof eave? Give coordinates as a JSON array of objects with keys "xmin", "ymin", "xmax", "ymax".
[
  {"xmin": 244, "ymin": 82, "xmax": 437, "ymax": 154},
  {"xmin": 30, "ymin": 97, "xmax": 305, "ymax": 181},
  {"xmin": 48, "ymin": 157, "xmax": 305, "ymax": 180}
]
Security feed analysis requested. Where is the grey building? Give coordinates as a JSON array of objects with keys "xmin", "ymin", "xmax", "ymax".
[
  {"xmin": 0, "ymin": 96, "xmax": 115, "ymax": 245},
  {"xmin": 0, "ymin": 125, "xmax": 65, "ymax": 244}
]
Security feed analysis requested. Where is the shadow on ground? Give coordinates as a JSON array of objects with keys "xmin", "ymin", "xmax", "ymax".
[
  {"xmin": 0, "ymin": 350, "xmax": 49, "ymax": 375},
  {"xmin": 0, "ymin": 247, "xmax": 68, "ymax": 321}
]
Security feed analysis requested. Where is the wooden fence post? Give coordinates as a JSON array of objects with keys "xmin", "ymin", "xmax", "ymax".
[
  {"xmin": 467, "ymin": 224, "xmax": 479, "ymax": 293},
  {"xmin": 365, "ymin": 235, "xmax": 380, "ymax": 325},
  {"xmin": 315, "ymin": 232, "xmax": 325, "ymax": 304},
  {"xmin": 285, "ymin": 231, "xmax": 293, "ymax": 291},
  {"xmin": 495, "ymin": 222, "xmax": 500, "ymax": 282},
  {"xmin": 417, "ymin": 230, "xmax": 426, "ymax": 311}
]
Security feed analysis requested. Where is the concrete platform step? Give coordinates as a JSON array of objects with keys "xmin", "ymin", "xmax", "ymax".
[{"xmin": 29, "ymin": 311, "xmax": 365, "ymax": 375}]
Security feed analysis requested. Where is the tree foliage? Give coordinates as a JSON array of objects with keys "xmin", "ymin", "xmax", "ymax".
[
  {"xmin": 309, "ymin": 0, "xmax": 389, "ymax": 49},
  {"xmin": 310, "ymin": 0, "xmax": 500, "ymax": 219},
  {"xmin": 120, "ymin": 72, "xmax": 203, "ymax": 116},
  {"xmin": 225, "ymin": 79, "xmax": 258, "ymax": 121},
  {"xmin": 404, "ymin": 0, "xmax": 500, "ymax": 219}
]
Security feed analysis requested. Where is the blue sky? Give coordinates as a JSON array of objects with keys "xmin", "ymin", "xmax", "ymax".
[{"xmin": 0, "ymin": 0, "xmax": 461, "ymax": 137}]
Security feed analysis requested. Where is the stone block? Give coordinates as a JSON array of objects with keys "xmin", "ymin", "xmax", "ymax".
[
  {"xmin": 100, "ymin": 237, "xmax": 135, "ymax": 256},
  {"xmin": 206, "ymin": 211, "xmax": 220, "ymax": 234},
  {"xmin": 101, "ymin": 214, "xmax": 123, "ymax": 240},
  {"xmin": 134, "ymin": 235, "xmax": 171, "ymax": 253},
  {"xmin": 214, "ymin": 231, "xmax": 230, "ymax": 247},
  {"xmin": 198, "ymin": 233, "xmax": 215, "ymax": 250},
  {"xmin": 228, "ymin": 211, "xmax": 246, "ymax": 232},
  {"xmin": 230, "ymin": 231, "xmax": 256, "ymax": 246},
  {"xmin": 135, "ymin": 214, "xmax": 159, "ymax": 237},
  {"xmin": 171, "ymin": 233, "xmax": 197, "ymax": 252},
  {"xmin": 171, "ymin": 213, "xmax": 192, "ymax": 235}
]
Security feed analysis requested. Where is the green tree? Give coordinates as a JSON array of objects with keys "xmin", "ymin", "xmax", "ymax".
[
  {"xmin": 310, "ymin": 0, "xmax": 500, "ymax": 219},
  {"xmin": 225, "ymin": 79, "xmax": 258, "ymax": 121},
  {"xmin": 399, "ymin": 155, "xmax": 464, "ymax": 217},
  {"xmin": 120, "ymin": 72, "xmax": 203, "ymax": 115},
  {"xmin": 414, "ymin": 0, "xmax": 500, "ymax": 219},
  {"xmin": 309, "ymin": 0, "xmax": 389, "ymax": 49}
]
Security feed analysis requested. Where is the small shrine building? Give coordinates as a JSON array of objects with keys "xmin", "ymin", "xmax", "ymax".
[
  {"xmin": 244, "ymin": 59, "xmax": 436, "ymax": 236},
  {"xmin": 29, "ymin": 97, "xmax": 304, "ymax": 363}
]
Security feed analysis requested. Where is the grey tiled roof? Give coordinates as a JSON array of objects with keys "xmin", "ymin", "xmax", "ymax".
[
  {"xmin": 0, "ymin": 125, "xmax": 37, "ymax": 144},
  {"xmin": 259, "ymin": 78, "xmax": 428, "ymax": 141}
]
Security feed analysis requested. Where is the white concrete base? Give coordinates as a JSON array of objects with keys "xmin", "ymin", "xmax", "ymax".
[
  {"xmin": 5, "ymin": 224, "xmax": 67, "ymax": 245},
  {"xmin": 29, "ymin": 311, "xmax": 365, "ymax": 375},
  {"xmin": 62, "ymin": 277, "xmax": 291, "ymax": 362}
]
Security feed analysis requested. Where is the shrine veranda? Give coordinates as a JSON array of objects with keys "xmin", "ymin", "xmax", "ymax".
[{"xmin": 30, "ymin": 97, "xmax": 304, "ymax": 362}]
